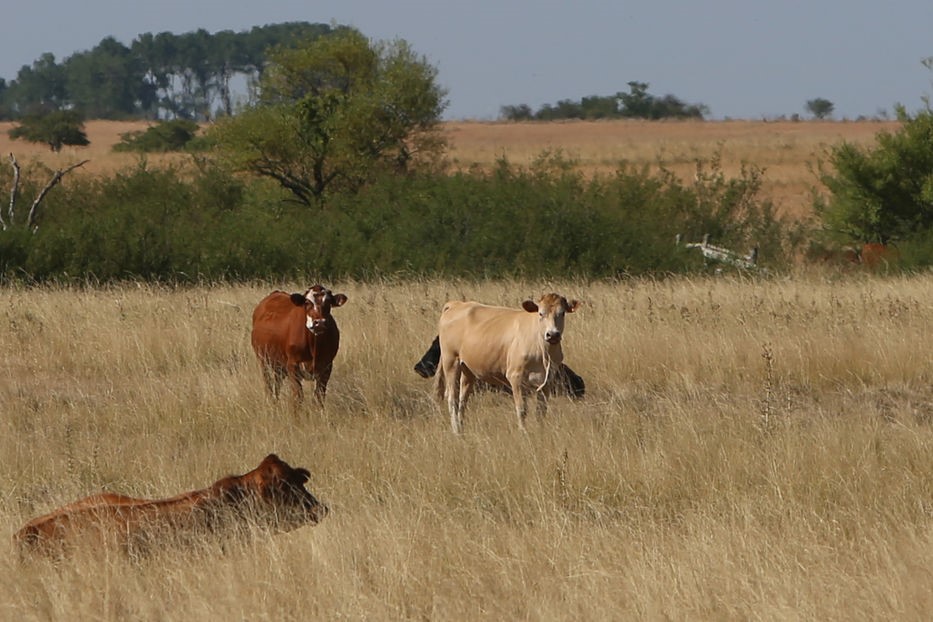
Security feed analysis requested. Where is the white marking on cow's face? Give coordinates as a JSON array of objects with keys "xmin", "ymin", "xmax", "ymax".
[
  {"xmin": 301, "ymin": 284, "xmax": 347, "ymax": 335},
  {"xmin": 305, "ymin": 313, "xmax": 327, "ymax": 335}
]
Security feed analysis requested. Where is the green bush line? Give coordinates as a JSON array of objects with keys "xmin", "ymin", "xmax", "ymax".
[{"xmin": 1, "ymin": 156, "xmax": 797, "ymax": 283}]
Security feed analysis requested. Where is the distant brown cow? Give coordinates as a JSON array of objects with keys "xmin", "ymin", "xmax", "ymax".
[
  {"xmin": 14, "ymin": 454, "xmax": 328, "ymax": 558},
  {"xmin": 437, "ymin": 293, "xmax": 580, "ymax": 433},
  {"xmin": 859, "ymin": 242, "xmax": 899, "ymax": 269},
  {"xmin": 251, "ymin": 286, "xmax": 347, "ymax": 407},
  {"xmin": 813, "ymin": 243, "xmax": 900, "ymax": 270}
]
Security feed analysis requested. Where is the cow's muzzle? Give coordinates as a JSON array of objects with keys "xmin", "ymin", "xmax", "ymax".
[
  {"xmin": 545, "ymin": 331, "xmax": 562, "ymax": 345},
  {"xmin": 306, "ymin": 319, "xmax": 327, "ymax": 335},
  {"xmin": 308, "ymin": 502, "xmax": 329, "ymax": 524}
]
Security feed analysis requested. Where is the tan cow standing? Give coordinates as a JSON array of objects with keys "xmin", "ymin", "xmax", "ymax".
[{"xmin": 436, "ymin": 293, "xmax": 580, "ymax": 433}]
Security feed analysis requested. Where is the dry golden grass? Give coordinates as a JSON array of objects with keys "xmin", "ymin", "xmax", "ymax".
[
  {"xmin": 445, "ymin": 119, "xmax": 900, "ymax": 221},
  {"xmin": 0, "ymin": 120, "xmax": 188, "ymax": 177},
  {"xmin": 3, "ymin": 276, "xmax": 933, "ymax": 620},
  {"xmin": 1, "ymin": 118, "xmax": 899, "ymax": 221}
]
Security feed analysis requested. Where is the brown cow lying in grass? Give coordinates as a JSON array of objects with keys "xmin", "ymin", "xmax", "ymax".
[{"xmin": 14, "ymin": 454, "xmax": 327, "ymax": 558}]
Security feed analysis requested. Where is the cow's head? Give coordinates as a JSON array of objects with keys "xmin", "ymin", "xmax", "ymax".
[
  {"xmin": 522, "ymin": 293, "xmax": 580, "ymax": 345},
  {"xmin": 290, "ymin": 285, "xmax": 348, "ymax": 336},
  {"xmin": 216, "ymin": 454, "xmax": 328, "ymax": 530}
]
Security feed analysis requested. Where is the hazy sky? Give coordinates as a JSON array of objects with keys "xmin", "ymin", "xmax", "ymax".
[{"xmin": 2, "ymin": 0, "xmax": 931, "ymax": 120}]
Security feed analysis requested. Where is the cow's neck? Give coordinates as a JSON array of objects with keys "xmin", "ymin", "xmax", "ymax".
[{"xmin": 544, "ymin": 342, "xmax": 563, "ymax": 362}]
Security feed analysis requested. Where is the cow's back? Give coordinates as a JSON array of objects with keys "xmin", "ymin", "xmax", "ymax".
[
  {"xmin": 251, "ymin": 291, "xmax": 306, "ymax": 364},
  {"xmin": 439, "ymin": 301, "xmax": 527, "ymax": 379},
  {"xmin": 438, "ymin": 301, "xmax": 512, "ymax": 352},
  {"xmin": 15, "ymin": 491, "xmax": 212, "ymax": 555}
]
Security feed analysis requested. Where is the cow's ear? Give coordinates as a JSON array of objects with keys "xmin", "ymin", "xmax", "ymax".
[
  {"xmin": 292, "ymin": 468, "xmax": 311, "ymax": 485},
  {"xmin": 290, "ymin": 293, "xmax": 306, "ymax": 306},
  {"xmin": 521, "ymin": 300, "xmax": 539, "ymax": 313},
  {"xmin": 332, "ymin": 294, "xmax": 348, "ymax": 307},
  {"xmin": 566, "ymin": 300, "xmax": 581, "ymax": 313}
]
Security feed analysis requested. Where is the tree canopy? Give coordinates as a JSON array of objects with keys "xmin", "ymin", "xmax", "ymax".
[
  {"xmin": 8, "ymin": 110, "xmax": 90, "ymax": 151},
  {"xmin": 0, "ymin": 22, "xmax": 336, "ymax": 121},
  {"xmin": 805, "ymin": 98, "xmax": 835, "ymax": 119},
  {"xmin": 500, "ymin": 81, "xmax": 708, "ymax": 121},
  {"xmin": 816, "ymin": 106, "xmax": 933, "ymax": 245},
  {"xmin": 207, "ymin": 28, "xmax": 447, "ymax": 206}
]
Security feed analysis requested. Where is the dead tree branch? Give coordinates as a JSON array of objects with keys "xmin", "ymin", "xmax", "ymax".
[
  {"xmin": 3, "ymin": 153, "xmax": 20, "ymax": 231},
  {"xmin": 25, "ymin": 159, "xmax": 89, "ymax": 232}
]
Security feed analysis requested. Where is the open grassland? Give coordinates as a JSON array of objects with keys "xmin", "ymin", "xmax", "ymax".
[
  {"xmin": 0, "ymin": 121, "xmax": 189, "ymax": 176},
  {"xmin": 445, "ymin": 119, "xmax": 900, "ymax": 221},
  {"xmin": 0, "ymin": 119, "xmax": 900, "ymax": 221},
  {"xmin": 3, "ymin": 276, "xmax": 933, "ymax": 620}
]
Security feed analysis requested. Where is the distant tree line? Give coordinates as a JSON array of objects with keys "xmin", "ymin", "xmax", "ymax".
[
  {"xmin": 500, "ymin": 81, "xmax": 709, "ymax": 121},
  {"xmin": 0, "ymin": 21, "xmax": 338, "ymax": 121},
  {"xmin": 4, "ymin": 24, "xmax": 930, "ymax": 284}
]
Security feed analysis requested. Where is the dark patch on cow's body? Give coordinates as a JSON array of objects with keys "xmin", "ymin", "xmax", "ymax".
[{"xmin": 415, "ymin": 334, "xmax": 585, "ymax": 399}]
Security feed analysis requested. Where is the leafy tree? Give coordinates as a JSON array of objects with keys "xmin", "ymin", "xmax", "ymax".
[
  {"xmin": 500, "ymin": 104, "xmax": 533, "ymax": 121},
  {"xmin": 113, "ymin": 119, "xmax": 200, "ymax": 152},
  {"xmin": 815, "ymin": 106, "xmax": 933, "ymax": 245},
  {"xmin": 8, "ymin": 110, "xmax": 89, "ymax": 151},
  {"xmin": 618, "ymin": 81, "xmax": 653, "ymax": 118},
  {"xmin": 498, "ymin": 81, "xmax": 707, "ymax": 121},
  {"xmin": 3, "ymin": 53, "xmax": 67, "ymax": 115},
  {"xmin": 1, "ymin": 22, "xmax": 336, "ymax": 121},
  {"xmin": 618, "ymin": 81, "xmax": 707, "ymax": 119},
  {"xmin": 0, "ymin": 79, "xmax": 10, "ymax": 119},
  {"xmin": 580, "ymin": 94, "xmax": 619, "ymax": 119},
  {"xmin": 208, "ymin": 28, "xmax": 447, "ymax": 206},
  {"xmin": 536, "ymin": 99, "xmax": 583, "ymax": 121},
  {"xmin": 64, "ymin": 37, "xmax": 150, "ymax": 119},
  {"xmin": 806, "ymin": 98, "xmax": 835, "ymax": 119}
]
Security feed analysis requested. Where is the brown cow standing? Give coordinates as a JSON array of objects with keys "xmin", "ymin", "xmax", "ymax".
[
  {"xmin": 251, "ymin": 285, "xmax": 348, "ymax": 407},
  {"xmin": 859, "ymin": 242, "xmax": 899, "ymax": 269},
  {"xmin": 14, "ymin": 454, "xmax": 328, "ymax": 558},
  {"xmin": 813, "ymin": 242, "xmax": 900, "ymax": 270}
]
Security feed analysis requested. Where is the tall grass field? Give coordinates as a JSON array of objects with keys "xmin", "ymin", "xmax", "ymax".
[{"xmin": 3, "ymin": 276, "xmax": 933, "ymax": 619}]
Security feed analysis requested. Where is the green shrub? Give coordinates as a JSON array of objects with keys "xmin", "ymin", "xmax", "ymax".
[
  {"xmin": 1, "ymin": 151, "xmax": 797, "ymax": 283},
  {"xmin": 815, "ymin": 108, "xmax": 933, "ymax": 262},
  {"xmin": 113, "ymin": 120, "xmax": 201, "ymax": 153}
]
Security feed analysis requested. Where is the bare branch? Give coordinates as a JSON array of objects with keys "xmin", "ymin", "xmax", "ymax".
[
  {"xmin": 26, "ymin": 159, "xmax": 89, "ymax": 232},
  {"xmin": 3, "ymin": 153, "xmax": 20, "ymax": 231}
]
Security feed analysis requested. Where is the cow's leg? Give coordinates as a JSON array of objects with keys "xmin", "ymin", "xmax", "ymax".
[
  {"xmin": 259, "ymin": 361, "xmax": 278, "ymax": 398},
  {"xmin": 314, "ymin": 364, "xmax": 333, "ymax": 406},
  {"xmin": 458, "ymin": 368, "xmax": 477, "ymax": 422},
  {"xmin": 271, "ymin": 365, "xmax": 287, "ymax": 399},
  {"xmin": 286, "ymin": 361, "xmax": 304, "ymax": 408},
  {"xmin": 507, "ymin": 371, "xmax": 528, "ymax": 431},
  {"xmin": 443, "ymin": 358, "xmax": 463, "ymax": 434},
  {"xmin": 535, "ymin": 389, "xmax": 549, "ymax": 420}
]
